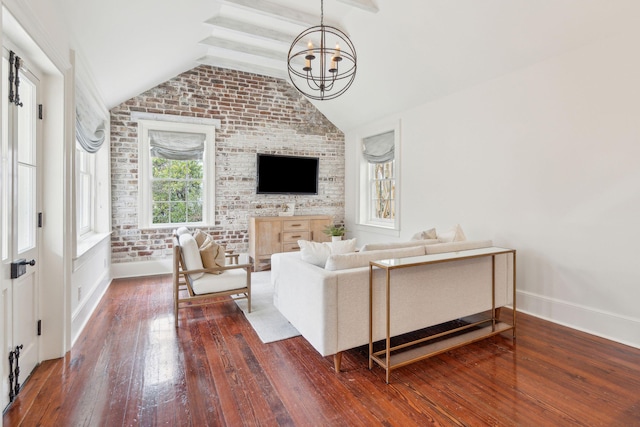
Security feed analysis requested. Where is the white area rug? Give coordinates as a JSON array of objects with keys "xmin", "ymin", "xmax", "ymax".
[{"xmin": 234, "ymin": 271, "xmax": 301, "ymax": 344}]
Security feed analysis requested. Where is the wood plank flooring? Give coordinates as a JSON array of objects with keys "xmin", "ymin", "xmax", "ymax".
[{"xmin": 4, "ymin": 274, "xmax": 640, "ymax": 426}]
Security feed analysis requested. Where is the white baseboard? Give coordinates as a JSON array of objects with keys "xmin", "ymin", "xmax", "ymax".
[
  {"xmin": 71, "ymin": 271, "xmax": 111, "ymax": 347},
  {"xmin": 517, "ymin": 290, "xmax": 640, "ymax": 350},
  {"xmin": 111, "ymin": 259, "xmax": 173, "ymax": 279}
]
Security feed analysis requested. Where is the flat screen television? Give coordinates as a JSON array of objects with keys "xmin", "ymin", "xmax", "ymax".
[{"xmin": 256, "ymin": 153, "xmax": 319, "ymax": 195}]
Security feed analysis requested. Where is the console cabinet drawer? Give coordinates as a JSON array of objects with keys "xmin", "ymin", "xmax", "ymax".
[
  {"xmin": 283, "ymin": 220, "xmax": 309, "ymax": 231},
  {"xmin": 283, "ymin": 231, "xmax": 309, "ymax": 242},
  {"xmin": 283, "ymin": 242, "xmax": 302, "ymax": 252}
]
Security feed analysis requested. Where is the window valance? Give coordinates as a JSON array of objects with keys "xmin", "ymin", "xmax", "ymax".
[
  {"xmin": 149, "ymin": 130, "xmax": 205, "ymax": 160},
  {"xmin": 75, "ymin": 82, "xmax": 107, "ymax": 153},
  {"xmin": 362, "ymin": 130, "xmax": 394, "ymax": 164}
]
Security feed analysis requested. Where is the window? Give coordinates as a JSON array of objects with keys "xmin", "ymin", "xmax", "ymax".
[
  {"xmin": 76, "ymin": 146, "xmax": 95, "ymax": 236},
  {"xmin": 358, "ymin": 125, "xmax": 400, "ymax": 232},
  {"xmin": 369, "ymin": 160, "xmax": 395, "ymax": 223},
  {"xmin": 138, "ymin": 120, "xmax": 215, "ymax": 229}
]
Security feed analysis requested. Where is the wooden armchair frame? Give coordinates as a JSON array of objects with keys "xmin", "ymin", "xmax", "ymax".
[{"xmin": 173, "ymin": 235, "xmax": 251, "ymax": 326}]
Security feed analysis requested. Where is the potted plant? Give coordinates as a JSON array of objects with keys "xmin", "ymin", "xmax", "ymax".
[{"xmin": 323, "ymin": 224, "xmax": 346, "ymax": 242}]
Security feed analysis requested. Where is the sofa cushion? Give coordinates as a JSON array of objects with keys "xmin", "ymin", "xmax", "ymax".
[
  {"xmin": 410, "ymin": 228, "xmax": 437, "ymax": 240},
  {"xmin": 437, "ymin": 224, "xmax": 466, "ymax": 242},
  {"xmin": 360, "ymin": 240, "xmax": 438, "ymax": 252},
  {"xmin": 178, "ymin": 233, "xmax": 204, "ymax": 280},
  {"xmin": 425, "ymin": 239, "xmax": 493, "ymax": 255},
  {"xmin": 325, "ymin": 245, "xmax": 425, "ymax": 271}
]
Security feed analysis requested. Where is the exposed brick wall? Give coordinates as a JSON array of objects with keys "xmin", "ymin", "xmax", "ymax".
[{"xmin": 110, "ymin": 65, "xmax": 345, "ymax": 264}]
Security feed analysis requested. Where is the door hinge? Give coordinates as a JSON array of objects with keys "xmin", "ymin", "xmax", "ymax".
[
  {"xmin": 38, "ymin": 104, "xmax": 43, "ymax": 120},
  {"xmin": 38, "ymin": 212, "xmax": 43, "ymax": 228},
  {"xmin": 37, "ymin": 320, "xmax": 42, "ymax": 336}
]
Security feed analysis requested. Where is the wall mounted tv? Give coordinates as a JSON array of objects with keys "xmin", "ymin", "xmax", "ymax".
[{"xmin": 256, "ymin": 153, "xmax": 319, "ymax": 195}]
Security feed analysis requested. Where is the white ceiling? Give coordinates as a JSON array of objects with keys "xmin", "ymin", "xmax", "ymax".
[{"xmin": 54, "ymin": 0, "xmax": 639, "ymax": 132}]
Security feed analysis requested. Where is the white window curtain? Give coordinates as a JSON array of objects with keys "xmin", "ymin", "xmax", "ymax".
[
  {"xmin": 148, "ymin": 130, "xmax": 205, "ymax": 160},
  {"xmin": 362, "ymin": 130, "xmax": 394, "ymax": 163}
]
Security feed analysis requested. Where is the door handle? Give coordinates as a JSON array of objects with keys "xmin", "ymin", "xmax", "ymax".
[{"xmin": 10, "ymin": 259, "xmax": 36, "ymax": 279}]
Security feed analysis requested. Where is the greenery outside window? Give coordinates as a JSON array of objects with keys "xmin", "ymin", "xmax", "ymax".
[{"xmin": 138, "ymin": 119, "xmax": 215, "ymax": 229}]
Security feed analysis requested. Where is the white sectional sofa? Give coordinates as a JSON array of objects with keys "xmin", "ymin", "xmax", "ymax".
[{"xmin": 271, "ymin": 238, "xmax": 514, "ymax": 371}]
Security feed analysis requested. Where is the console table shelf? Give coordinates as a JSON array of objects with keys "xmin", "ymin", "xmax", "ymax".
[{"xmin": 368, "ymin": 247, "xmax": 516, "ymax": 383}]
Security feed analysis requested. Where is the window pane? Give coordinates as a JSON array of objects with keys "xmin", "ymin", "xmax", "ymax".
[
  {"xmin": 17, "ymin": 164, "xmax": 35, "ymax": 252},
  {"xmin": 186, "ymin": 201, "xmax": 203, "ymax": 223},
  {"xmin": 2, "ymin": 57, "xmax": 8, "ymax": 259},
  {"xmin": 17, "ymin": 74, "xmax": 35, "ymax": 166},
  {"xmin": 152, "ymin": 202, "xmax": 170, "ymax": 224},
  {"xmin": 151, "ymin": 156, "xmax": 203, "ymax": 225},
  {"xmin": 170, "ymin": 202, "xmax": 187, "ymax": 223},
  {"xmin": 369, "ymin": 161, "xmax": 395, "ymax": 221}
]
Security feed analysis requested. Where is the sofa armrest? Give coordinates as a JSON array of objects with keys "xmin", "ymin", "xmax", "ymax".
[{"xmin": 272, "ymin": 252, "xmax": 339, "ymax": 356}]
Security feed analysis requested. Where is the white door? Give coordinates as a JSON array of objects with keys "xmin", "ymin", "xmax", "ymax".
[{"xmin": 1, "ymin": 47, "xmax": 41, "ymax": 409}]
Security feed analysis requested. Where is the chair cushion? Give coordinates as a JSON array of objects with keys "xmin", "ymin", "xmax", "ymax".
[
  {"xmin": 176, "ymin": 226, "xmax": 191, "ymax": 236},
  {"xmin": 190, "ymin": 268, "xmax": 248, "ymax": 295},
  {"xmin": 178, "ymin": 233, "xmax": 204, "ymax": 280}
]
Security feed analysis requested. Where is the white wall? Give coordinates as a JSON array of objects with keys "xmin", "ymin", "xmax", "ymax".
[{"xmin": 346, "ymin": 29, "xmax": 640, "ymax": 348}]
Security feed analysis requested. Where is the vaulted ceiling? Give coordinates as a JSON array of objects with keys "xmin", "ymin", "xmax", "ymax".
[{"xmin": 55, "ymin": 0, "xmax": 638, "ymax": 131}]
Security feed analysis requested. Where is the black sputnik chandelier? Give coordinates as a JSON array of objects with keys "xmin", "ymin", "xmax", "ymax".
[{"xmin": 287, "ymin": 0, "xmax": 357, "ymax": 100}]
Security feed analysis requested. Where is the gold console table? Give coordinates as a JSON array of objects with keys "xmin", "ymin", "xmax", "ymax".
[{"xmin": 368, "ymin": 247, "xmax": 516, "ymax": 383}]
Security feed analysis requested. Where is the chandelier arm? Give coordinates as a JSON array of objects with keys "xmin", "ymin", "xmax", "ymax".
[{"xmin": 286, "ymin": 2, "xmax": 357, "ymax": 100}]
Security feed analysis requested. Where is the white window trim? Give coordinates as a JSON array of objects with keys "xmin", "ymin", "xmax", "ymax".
[
  {"xmin": 76, "ymin": 146, "xmax": 95, "ymax": 237},
  {"xmin": 137, "ymin": 119, "xmax": 215, "ymax": 229},
  {"xmin": 356, "ymin": 120, "xmax": 401, "ymax": 235}
]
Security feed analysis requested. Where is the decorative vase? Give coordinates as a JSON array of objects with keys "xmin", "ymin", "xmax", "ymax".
[{"xmin": 331, "ymin": 236, "xmax": 342, "ymax": 242}]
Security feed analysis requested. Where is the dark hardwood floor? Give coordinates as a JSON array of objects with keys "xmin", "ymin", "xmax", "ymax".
[{"xmin": 4, "ymin": 274, "xmax": 640, "ymax": 426}]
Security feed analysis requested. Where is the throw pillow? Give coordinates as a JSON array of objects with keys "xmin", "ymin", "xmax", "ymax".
[
  {"xmin": 298, "ymin": 240, "xmax": 331, "ymax": 267},
  {"xmin": 192, "ymin": 229, "xmax": 209, "ymax": 247},
  {"xmin": 200, "ymin": 238, "xmax": 226, "ymax": 274},
  {"xmin": 178, "ymin": 233, "xmax": 204, "ymax": 280},
  {"xmin": 437, "ymin": 224, "xmax": 466, "ymax": 243},
  {"xmin": 325, "ymin": 238, "xmax": 357, "ymax": 254},
  {"xmin": 410, "ymin": 228, "xmax": 437, "ymax": 240}
]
